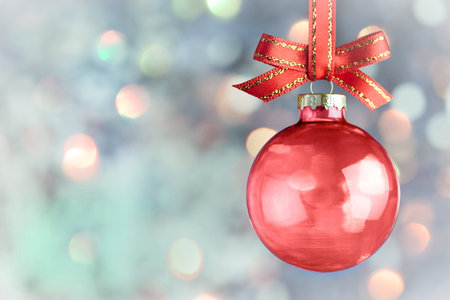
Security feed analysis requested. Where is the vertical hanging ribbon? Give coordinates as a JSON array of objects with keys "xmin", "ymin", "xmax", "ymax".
[
  {"xmin": 233, "ymin": 0, "xmax": 392, "ymax": 110},
  {"xmin": 308, "ymin": 0, "xmax": 335, "ymax": 81}
]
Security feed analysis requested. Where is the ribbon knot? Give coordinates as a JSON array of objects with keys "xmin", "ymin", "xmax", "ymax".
[{"xmin": 233, "ymin": 0, "xmax": 392, "ymax": 110}]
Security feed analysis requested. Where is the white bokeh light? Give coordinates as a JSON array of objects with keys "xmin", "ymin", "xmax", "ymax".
[
  {"xmin": 444, "ymin": 85, "xmax": 450, "ymax": 116},
  {"xmin": 206, "ymin": 0, "xmax": 241, "ymax": 19},
  {"xmin": 207, "ymin": 34, "xmax": 243, "ymax": 68},
  {"xmin": 391, "ymin": 82, "xmax": 426, "ymax": 121},
  {"xmin": 426, "ymin": 113, "xmax": 450, "ymax": 150},
  {"xmin": 413, "ymin": 0, "xmax": 447, "ymax": 27}
]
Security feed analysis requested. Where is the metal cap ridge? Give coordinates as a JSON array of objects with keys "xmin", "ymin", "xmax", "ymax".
[{"xmin": 297, "ymin": 94, "xmax": 346, "ymax": 110}]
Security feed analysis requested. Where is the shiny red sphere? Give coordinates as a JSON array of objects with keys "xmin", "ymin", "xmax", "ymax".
[{"xmin": 247, "ymin": 106, "xmax": 400, "ymax": 272}]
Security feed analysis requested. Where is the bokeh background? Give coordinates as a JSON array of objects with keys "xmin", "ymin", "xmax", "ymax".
[{"xmin": 0, "ymin": 0, "xmax": 449, "ymax": 299}]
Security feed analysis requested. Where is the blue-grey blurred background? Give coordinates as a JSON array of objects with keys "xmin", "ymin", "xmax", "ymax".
[{"xmin": 0, "ymin": 0, "xmax": 449, "ymax": 299}]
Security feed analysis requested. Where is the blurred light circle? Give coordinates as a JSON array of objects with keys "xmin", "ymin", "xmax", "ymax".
[
  {"xmin": 429, "ymin": 55, "xmax": 450, "ymax": 98},
  {"xmin": 226, "ymin": 88, "xmax": 260, "ymax": 115},
  {"xmin": 207, "ymin": 34, "xmax": 243, "ymax": 68},
  {"xmin": 194, "ymin": 294, "xmax": 219, "ymax": 300},
  {"xmin": 68, "ymin": 232, "xmax": 96, "ymax": 264},
  {"xmin": 436, "ymin": 167, "xmax": 450, "ymax": 198},
  {"xmin": 400, "ymin": 222, "xmax": 431, "ymax": 255},
  {"xmin": 115, "ymin": 84, "xmax": 149, "ymax": 119},
  {"xmin": 97, "ymin": 30, "xmax": 127, "ymax": 63},
  {"xmin": 216, "ymin": 75, "xmax": 262, "ymax": 124},
  {"xmin": 378, "ymin": 109, "xmax": 412, "ymax": 144},
  {"xmin": 33, "ymin": 75, "xmax": 70, "ymax": 112},
  {"xmin": 62, "ymin": 134, "xmax": 99, "ymax": 182},
  {"xmin": 426, "ymin": 113, "xmax": 450, "ymax": 150},
  {"xmin": 360, "ymin": 64, "xmax": 379, "ymax": 78},
  {"xmin": 64, "ymin": 148, "xmax": 96, "ymax": 169},
  {"xmin": 397, "ymin": 158, "xmax": 419, "ymax": 184},
  {"xmin": 256, "ymin": 281, "xmax": 290, "ymax": 300},
  {"xmin": 400, "ymin": 200, "xmax": 434, "ymax": 226},
  {"xmin": 358, "ymin": 25, "xmax": 390, "ymax": 46},
  {"xmin": 21, "ymin": 122, "xmax": 52, "ymax": 157},
  {"xmin": 0, "ymin": 134, "xmax": 10, "ymax": 163},
  {"xmin": 265, "ymin": 109, "xmax": 297, "ymax": 131},
  {"xmin": 206, "ymin": 0, "xmax": 241, "ymax": 19},
  {"xmin": 288, "ymin": 19, "xmax": 309, "ymax": 44},
  {"xmin": 384, "ymin": 137, "xmax": 417, "ymax": 164},
  {"xmin": 434, "ymin": 279, "xmax": 450, "ymax": 300},
  {"xmin": 139, "ymin": 44, "xmax": 172, "ymax": 78},
  {"xmin": 413, "ymin": 0, "xmax": 447, "ymax": 28},
  {"xmin": 168, "ymin": 238, "xmax": 203, "ymax": 280},
  {"xmin": 249, "ymin": 255, "xmax": 281, "ymax": 284},
  {"xmin": 367, "ymin": 269, "xmax": 405, "ymax": 300},
  {"xmin": 391, "ymin": 82, "xmax": 426, "ymax": 121},
  {"xmin": 370, "ymin": 238, "xmax": 402, "ymax": 270},
  {"xmin": 172, "ymin": 0, "xmax": 205, "ymax": 20},
  {"xmin": 246, "ymin": 128, "xmax": 277, "ymax": 158},
  {"xmin": 445, "ymin": 85, "xmax": 450, "ymax": 116}
]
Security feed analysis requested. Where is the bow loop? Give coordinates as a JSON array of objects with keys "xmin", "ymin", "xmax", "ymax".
[
  {"xmin": 334, "ymin": 31, "xmax": 391, "ymax": 75},
  {"xmin": 253, "ymin": 34, "xmax": 308, "ymax": 72}
]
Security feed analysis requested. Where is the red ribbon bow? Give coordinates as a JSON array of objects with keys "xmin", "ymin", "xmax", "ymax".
[{"xmin": 233, "ymin": 0, "xmax": 392, "ymax": 110}]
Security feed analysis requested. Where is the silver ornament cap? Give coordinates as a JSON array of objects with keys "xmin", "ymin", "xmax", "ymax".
[{"xmin": 297, "ymin": 94, "xmax": 346, "ymax": 110}]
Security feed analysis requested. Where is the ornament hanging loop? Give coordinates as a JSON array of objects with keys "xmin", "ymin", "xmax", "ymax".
[{"xmin": 309, "ymin": 80, "xmax": 334, "ymax": 94}]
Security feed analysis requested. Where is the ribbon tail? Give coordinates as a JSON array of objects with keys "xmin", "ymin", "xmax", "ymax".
[
  {"xmin": 333, "ymin": 70, "xmax": 392, "ymax": 111},
  {"xmin": 233, "ymin": 68, "xmax": 309, "ymax": 102}
]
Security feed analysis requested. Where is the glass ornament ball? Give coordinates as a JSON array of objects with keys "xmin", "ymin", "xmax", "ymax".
[{"xmin": 247, "ymin": 94, "xmax": 400, "ymax": 272}]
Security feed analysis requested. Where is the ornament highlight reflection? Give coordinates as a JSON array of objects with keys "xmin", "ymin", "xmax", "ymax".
[{"xmin": 247, "ymin": 95, "xmax": 400, "ymax": 272}]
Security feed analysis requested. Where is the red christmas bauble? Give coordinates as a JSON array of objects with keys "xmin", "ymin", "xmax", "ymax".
[{"xmin": 247, "ymin": 94, "xmax": 400, "ymax": 272}]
